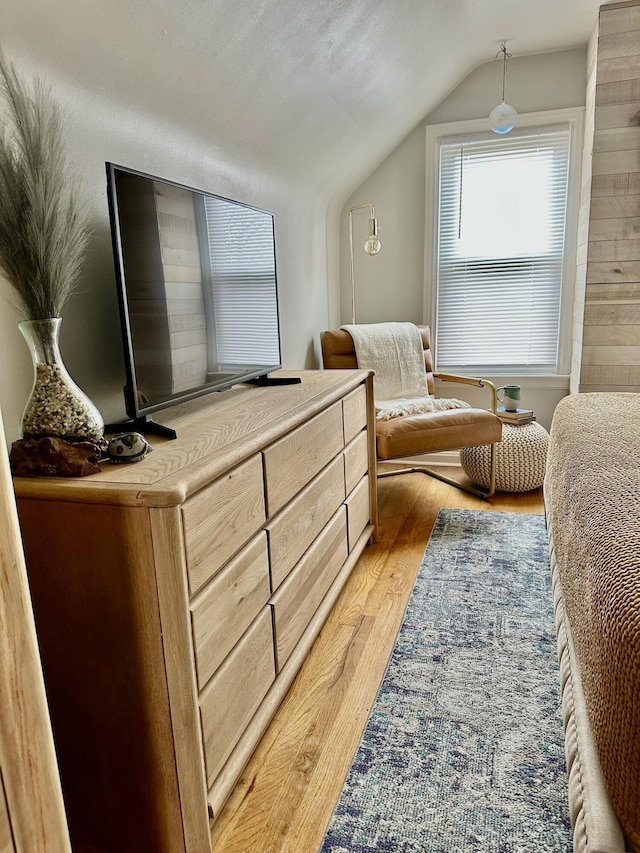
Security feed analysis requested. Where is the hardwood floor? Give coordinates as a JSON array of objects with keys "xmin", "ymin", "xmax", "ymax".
[{"xmin": 209, "ymin": 465, "xmax": 544, "ymax": 853}]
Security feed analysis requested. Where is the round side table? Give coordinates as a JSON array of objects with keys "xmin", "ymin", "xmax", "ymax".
[{"xmin": 460, "ymin": 420, "xmax": 550, "ymax": 493}]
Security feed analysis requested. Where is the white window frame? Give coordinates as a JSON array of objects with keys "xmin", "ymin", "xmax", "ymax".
[{"xmin": 424, "ymin": 107, "xmax": 584, "ymax": 383}]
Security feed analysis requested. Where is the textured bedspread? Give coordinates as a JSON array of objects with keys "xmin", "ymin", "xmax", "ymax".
[{"xmin": 545, "ymin": 392, "xmax": 640, "ymax": 852}]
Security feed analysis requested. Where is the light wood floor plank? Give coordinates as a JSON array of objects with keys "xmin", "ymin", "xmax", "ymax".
[{"xmin": 209, "ymin": 467, "xmax": 544, "ymax": 852}]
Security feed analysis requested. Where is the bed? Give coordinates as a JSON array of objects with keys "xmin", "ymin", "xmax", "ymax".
[{"xmin": 544, "ymin": 392, "xmax": 640, "ymax": 853}]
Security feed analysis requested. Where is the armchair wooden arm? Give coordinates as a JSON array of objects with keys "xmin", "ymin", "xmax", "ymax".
[{"xmin": 434, "ymin": 374, "xmax": 498, "ymax": 414}]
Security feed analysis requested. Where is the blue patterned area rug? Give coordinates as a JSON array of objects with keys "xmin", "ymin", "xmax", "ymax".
[{"xmin": 320, "ymin": 508, "xmax": 571, "ymax": 853}]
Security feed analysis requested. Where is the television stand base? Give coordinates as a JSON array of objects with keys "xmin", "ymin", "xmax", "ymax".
[
  {"xmin": 104, "ymin": 416, "xmax": 177, "ymax": 440},
  {"xmin": 246, "ymin": 375, "xmax": 302, "ymax": 387}
]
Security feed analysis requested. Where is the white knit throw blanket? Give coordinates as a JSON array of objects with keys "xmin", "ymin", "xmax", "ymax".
[{"xmin": 340, "ymin": 322, "xmax": 470, "ymax": 420}]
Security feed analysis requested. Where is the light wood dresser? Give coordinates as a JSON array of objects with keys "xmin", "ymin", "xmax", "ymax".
[{"xmin": 13, "ymin": 369, "xmax": 376, "ymax": 853}]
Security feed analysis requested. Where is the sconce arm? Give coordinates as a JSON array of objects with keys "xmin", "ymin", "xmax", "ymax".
[{"xmin": 348, "ymin": 202, "xmax": 379, "ymax": 324}]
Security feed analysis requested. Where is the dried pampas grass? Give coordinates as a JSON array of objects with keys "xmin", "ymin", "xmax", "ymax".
[{"xmin": 0, "ymin": 56, "xmax": 91, "ymax": 324}]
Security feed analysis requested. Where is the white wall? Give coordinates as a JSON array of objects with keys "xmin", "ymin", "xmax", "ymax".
[
  {"xmin": 0, "ymin": 53, "xmax": 330, "ymax": 444},
  {"xmin": 0, "ymin": 18, "xmax": 591, "ymax": 445},
  {"xmin": 339, "ymin": 48, "xmax": 588, "ymax": 430}
]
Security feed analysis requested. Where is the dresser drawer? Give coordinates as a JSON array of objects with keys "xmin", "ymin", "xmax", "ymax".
[
  {"xmin": 342, "ymin": 384, "xmax": 367, "ymax": 445},
  {"xmin": 263, "ymin": 402, "xmax": 344, "ymax": 516},
  {"xmin": 344, "ymin": 429, "xmax": 368, "ymax": 496},
  {"xmin": 266, "ymin": 454, "xmax": 346, "ymax": 590},
  {"xmin": 191, "ymin": 533, "xmax": 270, "ymax": 690},
  {"xmin": 270, "ymin": 507, "xmax": 348, "ymax": 671},
  {"xmin": 182, "ymin": 453, "xmax": 266, "ymax": 596},
  {"xmin": 199, "ymin": 607, "xmax": 275, "ymax": 787},
  {"xmin": 345, "ymin": 474, "xmax": 370, "ymax": 551}
]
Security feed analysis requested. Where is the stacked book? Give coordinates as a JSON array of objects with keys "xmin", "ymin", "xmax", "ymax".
[{"xmin": 496, "ymin": 406, "xmax": 536, "ymax": 425}]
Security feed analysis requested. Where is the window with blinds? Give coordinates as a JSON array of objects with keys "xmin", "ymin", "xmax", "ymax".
[
  {"xmin": 202, "ymin": 196, "xmax": 280, "ymax": 366},
  {"xmin": 435, "ymin": 124, "xmax": 571, "ymax": 373}
]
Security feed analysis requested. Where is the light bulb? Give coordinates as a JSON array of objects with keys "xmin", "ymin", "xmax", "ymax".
[
  {"xmin": 364, "ymin": 217, "xmax": 381, "ymax": 255},
  {"xmin": 364, "ymin": 235, "xmax": 382, "ymax": 255},
  {"xmin": 489, "ymin": 101, "xmax": 518, "ymax": 134}
]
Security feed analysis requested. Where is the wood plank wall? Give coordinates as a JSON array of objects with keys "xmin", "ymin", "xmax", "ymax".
[
  {"xmin": 118, "ymin": 174, "xmax": 173, "ymax": 404},
  {"xmin": 153, "ymin": 182, "xmax": 208, "ymax": 395},
  {"xmin": 573, "ymin": 0, "xmax": 640, "ymax": 392},
  {"xmin": 121, "ymin": 177, "xmax": 208, "ymax": 400}
]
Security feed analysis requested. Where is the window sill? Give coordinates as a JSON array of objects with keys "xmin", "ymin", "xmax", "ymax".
[{"xmin": 435, "ymin": 373, "xmax": 570, "ymax": 391}]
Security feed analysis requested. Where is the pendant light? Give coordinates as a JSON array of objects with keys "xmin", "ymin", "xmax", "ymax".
[{"xmin": 489, "ymin": 42, "xmax": 517, "ymax": 135}]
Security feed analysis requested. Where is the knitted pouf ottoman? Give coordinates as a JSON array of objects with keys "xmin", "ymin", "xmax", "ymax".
[{"xmin": 460, "ymin": 420, "xmax": 550, "ymax": 493}]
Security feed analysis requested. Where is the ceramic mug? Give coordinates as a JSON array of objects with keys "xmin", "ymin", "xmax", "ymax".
[{"xmin": 497, "ymin": 385, "xmax": 521, "ymax": 412}]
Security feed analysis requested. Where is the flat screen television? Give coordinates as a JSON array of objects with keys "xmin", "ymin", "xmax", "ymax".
[{"xmin": 106, "ymin": 163, "xmax": 297, "ymax": 438}]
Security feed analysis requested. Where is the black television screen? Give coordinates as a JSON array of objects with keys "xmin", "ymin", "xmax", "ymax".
[{"xmin": 106, "ymin": 163, "xmax": 287, "ymax": 437}]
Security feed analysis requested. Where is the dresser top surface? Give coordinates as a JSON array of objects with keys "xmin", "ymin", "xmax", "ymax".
[{"xmin": 13, "ymin": 370, "xmax": 371, "ymax": 507}]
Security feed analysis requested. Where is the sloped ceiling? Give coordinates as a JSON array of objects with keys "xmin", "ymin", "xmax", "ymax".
[{"xmin": 6, "ymin": 0, "xmax": 604, "ymax": 202}]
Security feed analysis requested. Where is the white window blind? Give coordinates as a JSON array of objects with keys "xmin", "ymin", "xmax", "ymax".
[
  {"xmin": 436, "ymin": 124, "xmax": 571, "ymax": 373},
  {"xmin": 204, "ymin": 196, "xmax": 280, "ymax": 365}
]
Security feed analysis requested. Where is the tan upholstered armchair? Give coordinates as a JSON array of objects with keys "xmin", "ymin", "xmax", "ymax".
[{"xmin": 320, "ymin": 324, "xmax": 502, "ymax": 498}]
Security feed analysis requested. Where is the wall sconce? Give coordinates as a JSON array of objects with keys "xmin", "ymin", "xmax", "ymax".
[
  {"xmin": 489, "ymin": 42, "xmax": 517, "ymax": 134},
  {"xmin": 348, "ymin": 202, "xmax": 381, "ymax": 324}
]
